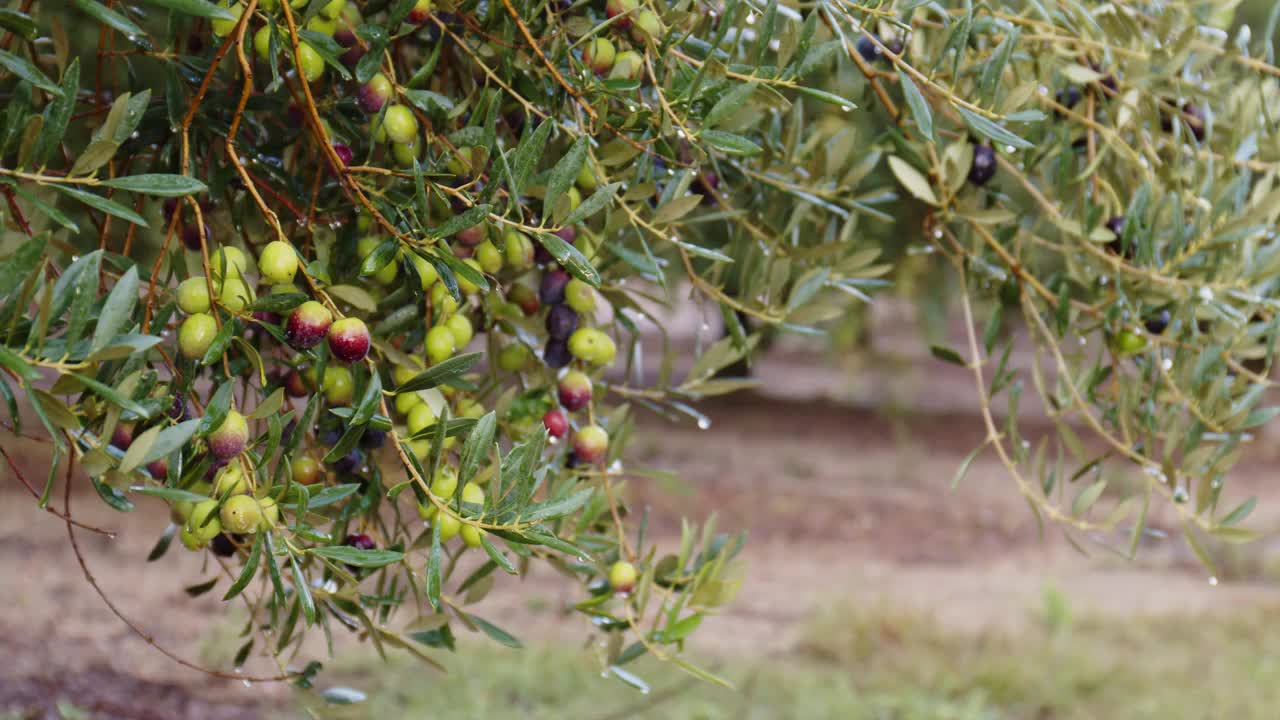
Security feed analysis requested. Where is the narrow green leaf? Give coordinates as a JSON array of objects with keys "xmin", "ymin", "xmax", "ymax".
[
  {"xmin": 480, "ymin": 535, "xmax": 517, "ymax": 574},
  {"xmin": 437, "ymin": 251, "xmax": 489, "ymax": 293},
  {"xmin": 301, "ymin": 483, "xmax": 362, "ymax": 508},
  {"xmin": 53, "ymin": 185, "xmax": 149, "ymax": 226},
  {"xmin": 0, "ymin": 346, "xmax": 37, "ymax": 381},
  {"xmin": 30, "ymin": 388, "xmax": 78, "ymax": 433},
  {"xmin": 200, "ymin": 317, "xmax": 238, "ymax": 365},
  {"xmin": 310, "ymin": 546, "xmax": 405, "ymax": 568},
  {"xmin": 298, "ymin": 30, "xmax": 353, "ymax": 81},
  {"xmin": 465, "ymin": 613, "xmax": 522, "ymax": 649},
  {"xmin": 197, "ymin": 382, "xmax": 234, "ymax": 435},
  {"xmin": 703, "ymin": 82, "xmax": 756, "ymax": 129},
  {"xmin": 792, "ymin": 85, "xmax": 856, "ymax": 109},
  {"xmin": 129, "ymin": 486, "xmax": 209, "ymax": 503},
  {"xmin": 507, "ymin": 119, "xmax": 553, "ymax": 203},
  {"xmin": 118, "ymin": 424, "xmax": 161, "ymax": 473},
  {"xmin": 32, "ymin": 59, "xmax": 80, "ymax": 167},
  {"xmin": 394, "ymin": 352, "xmax": 483, "ymax": 394},
  {"xmin": 146, "ymin": 524, "xmax": 176, "ymax": 562},
  {"xmin": 359, "ymin": 238, "xmax": 400, "ymax": 277},
  {"xmin": 107, "ymin": 90, "xmax": 151, "ymax": 146},
  {"xmin": 0, "ymin": 233, "xmax": 46, "ymax": 300},
  {"xmin": 73, "ymin": 1, "xmax": 149, "ymax": 45},
  {"xmin": 525, "ymin": 488, "xmax": 593, "ymax": 522},
  {"xmin": 11, "ymin": 185, "xmax": 79, "ymax": 232},
  {"xmin": 930, "ymin": 345, "xmax": 967, "ymax": 367},
  {"xmin": 426, "ymin": 519, "xmax": 442, "ymax": 611},
  {"xmin": 670, "ymin": 237, "xmax": 733, "ymax": 263},
  {"xmin": 700, "ymin": 130, "xmax": 762, "ymax": 156},
  {"xmin": 72, "ymin": 373, "xmax": 149, "ymax": 418},
  {"xmin": 562, "ymin": 182, "xmax": 621, "ymax": 226},
  {"xmin": 955, "ymin": 105, "xmax": 1033, "ymax": 150},
  {"xmin": 138, "ymin": 0, "xmax": 235, "ymax": 19},
  {"xmin": 652, "ymin": 194, "xmax": 703, "ymax": 226},
  {"xmin": 1072, "ymin": 479, "xmax": 1107, "ymax": 517},
  {"xmin": 0, "ymin": 9, "xmax": 37, "ymax": 39},
  {"xmin": 429, "ymin": 204, "xmax": 491, "ymax": 239},
  {"xmin": 535, "ymin": 232, "xmax": 600, "ymax": 287},
  {"xmin": 92, "ymin": 477, "xmax": 134, "ymax": 512},
  {"xmin": 91, "ymin": 265, "xmax": 139, "ymax": 352},
  {"xmin": 289, "ymin": 552, "xmax": 317, "ymax": 624},
  {"xmin": 978, "ymin": 28, "xmax": 1019, "ymax": 104},
  {"xmin": 897, "ymin": 68, "xmax": 934, "ymax": 142},
  {"xmin": 183, "ymin": 577, "xmax": 218, "ymax": 597},
  {"xmin": 402, "ymin": 88, "xmax": 455, "ymax": 115},
  {"xmin": 0, "ymin": 49, "xmax": 62, "ymax": 96},
  {"xmin": 260, "ymin": 535, "xmax": 287, "ymax": 608},
  {"xmin": 1219, "ymin": 497, "xmax": 1256, "ymax": 527},
  {"xmin": 62, "ymin": 252, "xmax": 102, "ymax": 349},
  {"xmin": 101, "ymin": 174, "xmax": 207, "ymax": 197},
  {"xmin": 139, "ymin": 419, "xmax": 201, "ymax": 467},
  {"xmin": 544, "ymin": 137, "xmax": 588, "ymax": 220},
  {"xmin": 608, "ymin": 666, "xmax": 651, "ymax": 693},
  {"xmin": 223, "ymin": 533, "xmax": 263, "ymax": 601},
  {"xmin": 457, "ymin": 412, "xmax": 497, "ymax": 485}
]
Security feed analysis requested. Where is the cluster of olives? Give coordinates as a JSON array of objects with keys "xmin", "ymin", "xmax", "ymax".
[
  {"xmin": 151, "ymin": 0, "xmax": 640, "ymax": 561},
  {"xmin": 106, "ymin": 0, "xmax": 664, "ymax": 627},
  {"xmin": 581, "ymin": 0, "xmax": 662, "ymax": 80}
]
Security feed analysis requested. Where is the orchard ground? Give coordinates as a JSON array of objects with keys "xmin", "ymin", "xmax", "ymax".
[{"xmin": 4, "ymin": 301, "xmax": 1280, "ymax": 719}]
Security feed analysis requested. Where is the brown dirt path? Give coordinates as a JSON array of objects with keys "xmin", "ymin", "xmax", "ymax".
[{"xmin": 4, "ymin": 388, "xmax": 1279, "ymax": 718}]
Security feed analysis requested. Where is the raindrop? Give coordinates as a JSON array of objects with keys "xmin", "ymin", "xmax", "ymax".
[
  {"xmin": 641, "ymin": 687, "xmax": 652, "ymax": 695},
  {"xmin": 697, "ymin": 417, "xmax": 711, "ymax": 430},
  {"xmin": 746, "ymin": 12, "xmax": 756, "ymax": 24},
  {"xmin": 932, "ymin": 228, "xmax": 943, "ymax": 239},
  {"xmin": 1005, "ymin": 145, "xmax": 1016, "ymax": 153},
  {"xmin": 1172, "ymin": 486, "xmax": 1190, "ymax": 504},
  {"xmin": 1038, "ymin": 85, "xmax": 1049, "ymax": 95},
  {"xmin": 1198, "ymin": 287, "xmax": 1214, "ymax": 302},
  {"xmin": 1162, "ymin": 357, "xmax": 1173, "ymax": 371},
  {"xmin": 1208, "ymin": 576, "xmax": 1219, "ymax": 586},
  {"xmin": 242, "ymin": 679, "xmax": 253, "ymax": 689},
  {"xmin": 840, "ymin": 105, "xmax": 852, "ymax": 113}
]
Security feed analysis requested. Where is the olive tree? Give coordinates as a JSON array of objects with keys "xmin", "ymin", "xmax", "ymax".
[{"xmin": 0, "ymin": 0, "xmax": 1275, "ymax": 697}]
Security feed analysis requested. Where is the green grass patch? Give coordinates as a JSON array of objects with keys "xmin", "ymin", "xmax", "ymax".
[{"xmin": 288, "ymin": 590, "xmax": 1280, "ymax": 719}]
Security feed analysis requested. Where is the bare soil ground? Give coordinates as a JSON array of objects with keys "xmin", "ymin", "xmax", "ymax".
[{"xmin": 4, "ymin": 327, "xmax": 1280, "ymax": 717}]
